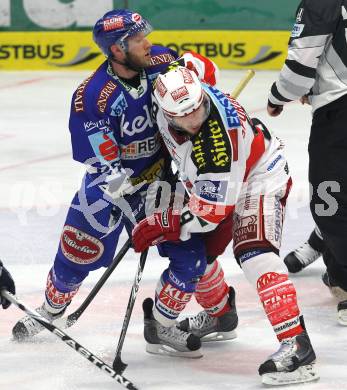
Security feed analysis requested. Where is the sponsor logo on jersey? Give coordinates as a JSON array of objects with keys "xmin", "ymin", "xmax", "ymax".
[
  {"xmin": 190, "ymin": 110, "xmax": 232, "ymax": 174},
  {"xmin": 130, "ymin": 158, "xmax": 164, "ymax": 186},
  {"xmin": 120, "ymin": 104, "xmax": 154, "ymax": 136},
  {"xmin": 171, "ymin": 86, "xmax": 189, "ymax": 102},
  {"xmin": 191, "ymin": 131, "xmax": 207, "ymax": 170},
  {"xmin": 60, "ymin": 225, "xmax": 104, "ymax": 264},
  {"xmin": 291, "ymin": 23, "xmax": 305, "ymax": 38},
  {"xmin": 120, "ymin": 133, "xmax": 161, "ymax": 160},
  {"xmin": 97, "ymin": 80, "xmax": 117, "ymax": 113},
  {"xmin": 267, "ymin": 155, "xmax": 282, "ymax": 171},
  {"xmin": 83, "ymin": 118, "xmax": 111, "ymax": 133},
  {"xmin": 208, "ymin": 86, "xmax": 240, "ymax": 127},
  {"xmin": 98, "ymin": 134, "xmax": 119, "ymax": 162},
  {"xmin": 88, "ymin": 132, "xmax": 119, "ymax": 164},
  {"xmin": 208, "ymin": 119, "xmax": 230, "ymax": 167},
  {"xmin": 149, "ymin": 53, "xmax": 176, "ymax": 66},
  {"xmin": 73, "ymin": 72, "xmax": 95, "ymax": 112},
  {"xmin": 110, "ymin": 92, "xmax": 128, "ymax": 117},
  {"xmin": 103, "ymin": 17, "xmax": 124, "ymax": 32},
  {"xmin": 195, "ymin": 180, "xmax": 228, "ymax": 203}
]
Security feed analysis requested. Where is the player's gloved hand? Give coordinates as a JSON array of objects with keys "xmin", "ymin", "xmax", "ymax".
[
  {"xmin": 0, "ymin": 260, "xmax": 16, "ymax": 309},
  {"xmin": 132, "ymin": 208, "xmax": 181, "ymax": 252}
]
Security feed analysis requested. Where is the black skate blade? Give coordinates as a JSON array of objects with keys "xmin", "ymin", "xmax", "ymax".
[{"xmin": 261, "ymin": 364, "xmax": 319, "ymax": 386}]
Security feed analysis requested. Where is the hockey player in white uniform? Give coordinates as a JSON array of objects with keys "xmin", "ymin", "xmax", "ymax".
[{"xmin": 132, "ymin": 66, "xmax": 319, "ymax": 385}]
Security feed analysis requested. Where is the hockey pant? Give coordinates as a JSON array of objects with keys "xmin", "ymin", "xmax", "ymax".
[{"xmin": 44, "ymin": 171, "xmax": 145, "ymax": 314}]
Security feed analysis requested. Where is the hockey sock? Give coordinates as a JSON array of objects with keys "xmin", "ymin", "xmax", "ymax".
[
  {"xmin": 257, "ymin": 272, "xmax": 304, "ymax": 341},
  {"xmin": 153, "ymin": 271, "xmax": 194, "ymax": 327},
  {"xmin": 44, "ymin": 269, "xmax": 80, "ymax": 314},
  {"xmin": 195, "ymin": 260, "xmax": 230, "ymax": 317}
]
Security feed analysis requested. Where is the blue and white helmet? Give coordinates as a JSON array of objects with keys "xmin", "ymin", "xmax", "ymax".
[{"xmin": 93, "ymin": 9, "xmax": 153, "ymax": 56}]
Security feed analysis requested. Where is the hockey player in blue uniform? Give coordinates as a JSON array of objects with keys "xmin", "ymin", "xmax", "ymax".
[{"xmin": 12, "ymin": 9, "xmax": 231, "ymax": 357}]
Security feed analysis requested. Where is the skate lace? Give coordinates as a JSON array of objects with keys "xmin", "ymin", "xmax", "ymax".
[
  {"xmin": 189, "ymin": 311, "xmax": 215, "ymax": 330},
  {"xmin": 270, "ymin": 338, "xmax": 297, "ymax": 367},
  {"xmin": 159, "ymin": 325, "xmax": 190, "ymax": 343},
  {"xmin": 294, "ymin": 241, "xmax": 321, "ymax": 266}
]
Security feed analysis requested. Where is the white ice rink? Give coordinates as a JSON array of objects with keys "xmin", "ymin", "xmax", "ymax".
[{"xmin": 0, "ymin": 70, "xmax": 346, "ymax": 390}]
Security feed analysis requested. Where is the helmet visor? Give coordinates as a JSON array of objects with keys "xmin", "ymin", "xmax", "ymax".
[
  {"xmin": 118, "ymin": 18, "xmax": 153, "ymax": 44},
  {"xmin": 165, "ymin": 94, "xmax": 211, "ymax": 134}
]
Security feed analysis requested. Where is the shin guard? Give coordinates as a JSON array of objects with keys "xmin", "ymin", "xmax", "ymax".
[
  {"xmin": 257, "ymin": 272, "xmax": 304, "ymax": 340},
  {"xmin": 195, "ymin": 261, "xmax": 230, "ymax": 317}
]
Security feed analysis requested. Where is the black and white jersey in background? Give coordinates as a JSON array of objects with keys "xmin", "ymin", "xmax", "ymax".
[{"xmin": 269, "ymin": 0, "xmax": 347, "ymax": 113}]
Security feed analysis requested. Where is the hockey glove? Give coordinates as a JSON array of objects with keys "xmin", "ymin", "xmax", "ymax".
[
  {"xmin": 0, "ymin": 260, "xmax": 16, "ymax": 309},
  {"xmin": 132, "ymin": 208, "xmax": 181, "ymax": 252}
]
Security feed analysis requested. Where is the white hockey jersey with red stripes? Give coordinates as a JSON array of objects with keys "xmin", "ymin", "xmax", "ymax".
[{"xmin": 153, "ymin": 84, "xmax": 289, "ymax": 240}]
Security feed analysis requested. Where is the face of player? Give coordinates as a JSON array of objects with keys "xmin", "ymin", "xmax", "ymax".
[
  {"xmin": 126, "ymin": 32, "xmax": 152, "ymax": 68},
  {"xmin": 169, "ymin": 95, "xmax": 210, "ymax": 135}
]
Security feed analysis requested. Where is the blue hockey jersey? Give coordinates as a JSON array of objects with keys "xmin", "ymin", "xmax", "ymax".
[{"xmin": 68, "ymin": 45, "xmax": 178, "ymax": 193}]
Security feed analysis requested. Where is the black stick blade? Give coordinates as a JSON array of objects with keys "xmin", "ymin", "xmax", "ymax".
[{"xmin": 113, "ymin": 355, "xmax": 128, "ymax": 374}]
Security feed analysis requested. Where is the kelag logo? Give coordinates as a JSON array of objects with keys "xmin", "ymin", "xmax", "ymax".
[{"xmin": 0, "ymin": 44, "xmax": 101, "ymax": 67}]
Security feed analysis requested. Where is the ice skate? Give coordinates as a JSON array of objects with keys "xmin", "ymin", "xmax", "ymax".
[
  {"xmin": 284, "ymin": 229, "xmax": 323, "ymax": 273},
  {"xmin": 12, "ymin": 303, "xmax": 66, "ymax": 341},
  {"xmin": 143, "ymin": 297, "xmax": 202, "ymax": 358},
  {"xmin": 178, "ymin": 286, "xmax": 238, "ymax": 342},
  {"xmin": 258, "ymin": 317, "xmax": 319, "ymax": 386}
]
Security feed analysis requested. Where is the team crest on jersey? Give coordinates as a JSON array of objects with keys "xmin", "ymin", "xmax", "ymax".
[{"xmin": 110, "ymin": 92, "xmax": 128, "ymax": 116}]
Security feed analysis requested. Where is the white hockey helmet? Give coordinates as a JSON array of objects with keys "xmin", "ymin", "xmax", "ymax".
[{"xmin": 154, "ymin": 66, "xmax": 204, "ymax": 117}]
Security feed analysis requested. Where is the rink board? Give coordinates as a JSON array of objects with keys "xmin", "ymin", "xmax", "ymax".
[{"xmin": 0, "ymin": 30, "xmax": 290, "ymax": 70}]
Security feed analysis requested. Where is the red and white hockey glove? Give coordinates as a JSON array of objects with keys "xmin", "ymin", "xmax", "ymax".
[{"xmin": 132, "ymin": 208, "xmax": 181, "ymax": 253}]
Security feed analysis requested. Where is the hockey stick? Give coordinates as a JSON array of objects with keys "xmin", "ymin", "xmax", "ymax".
[
  {"xmin": 230, "ymin": 69, "xmax": 255, "ymax": 99},
  {"xmin": 55, "ymin": 237, "xmax": 132, "ymax": 329},
  {"xmin": 0, "ymin": 289, "xmax": 139, "ymax": 390},
  {"xmin": 112, "ymin": 248, "xmax": 149, "ymax": 374}
]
